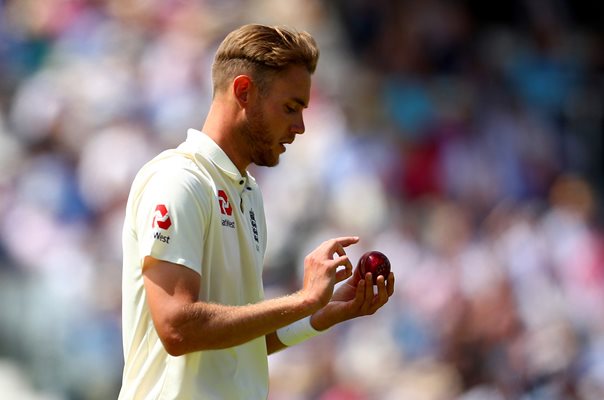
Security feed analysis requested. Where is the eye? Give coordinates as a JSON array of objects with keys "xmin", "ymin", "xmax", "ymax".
[{"xmin": 285, "ymin": 105, "xmax": 297, "ymax": 114}]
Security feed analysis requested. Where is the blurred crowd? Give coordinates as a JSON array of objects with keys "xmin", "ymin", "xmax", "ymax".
[{"xmin": 0, "ymin": 0, "xmax": 602, "ymax": 399}]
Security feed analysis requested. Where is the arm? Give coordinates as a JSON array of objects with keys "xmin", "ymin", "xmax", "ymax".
[{"xmin": 143, "ymin": 237, "xmax": 358, "ymax": 356}]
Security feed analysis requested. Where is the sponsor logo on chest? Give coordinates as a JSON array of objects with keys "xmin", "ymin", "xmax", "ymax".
[
  {"xmin": 217, "ymin": 188, "xmax": 261, "ymax": 251},
  {"xmin": 217, "ymin": 189, "xmax": 236, "ymax": 229}
]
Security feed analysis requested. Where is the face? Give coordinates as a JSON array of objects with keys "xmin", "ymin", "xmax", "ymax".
[{"xmin": 242, "ymin": 65, "xmax": 311, "ymax": 168}]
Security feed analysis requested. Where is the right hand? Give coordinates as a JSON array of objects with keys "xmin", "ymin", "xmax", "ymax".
[{"xmin": 300, "ymin": 236, "xmax": 359, "ymax": 310}]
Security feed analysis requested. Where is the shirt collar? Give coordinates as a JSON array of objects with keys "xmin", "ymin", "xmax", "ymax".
[{"xmin": 182, "ymin": 129, "xmax": 258, "ymax": 189}]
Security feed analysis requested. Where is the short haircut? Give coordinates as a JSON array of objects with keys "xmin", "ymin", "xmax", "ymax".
[{"xmin": 211, "ymin": 24, "xmax": 320, "ymax": 97}]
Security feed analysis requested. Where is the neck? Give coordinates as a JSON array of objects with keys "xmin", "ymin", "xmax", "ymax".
[{"xmin": 202, "ymin": 101, "xmax": 249, "ymax": 175}]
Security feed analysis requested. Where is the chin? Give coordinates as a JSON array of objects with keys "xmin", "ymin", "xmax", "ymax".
[
  {"xmin": 254, "ymin": 154, "xmax": 280, "ymax": 168},
  {"xmin": 265, "ymin": 158, "xmax": 280, "ymax": 168}
]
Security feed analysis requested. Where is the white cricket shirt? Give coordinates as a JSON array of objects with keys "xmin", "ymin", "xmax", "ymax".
[{"xmin": 119, "ymin": 129, "xmax": 268, "ymax": 399}]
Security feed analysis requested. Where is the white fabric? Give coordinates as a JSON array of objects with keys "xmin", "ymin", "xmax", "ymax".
[{"xmin": 120, "ymin": 129, "xmax": 269, "ymax": 399}]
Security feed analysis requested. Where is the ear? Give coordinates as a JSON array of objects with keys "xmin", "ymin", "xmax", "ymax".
[{"xmin": 232, "ymin": 75, "xmax": 253, "ymax": 107}]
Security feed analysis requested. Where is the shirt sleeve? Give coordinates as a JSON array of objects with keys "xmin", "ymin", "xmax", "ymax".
[{"xmin": 134, "ymin": 167, "xmax": 210, "ymax": 275}]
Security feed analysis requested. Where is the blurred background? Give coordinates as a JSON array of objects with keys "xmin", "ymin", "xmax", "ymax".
[{"xmin": 0, "ymin": 0, "xmax": 602, "ymax": 399}]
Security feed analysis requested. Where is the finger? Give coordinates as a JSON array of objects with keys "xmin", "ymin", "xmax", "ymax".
[
  {"xmin": 358, "ymin": 285, "xmax": 378, "ymax": 315},
  {"xmin": 386, "ymin": 272, "xmax": 395, "ymax": 297},
  {"xmin": 358, "ymin": 276, "xmax": 385, "ymax": 315},
  {"xmin": 352, "ymin": 278, "xmax": 367, "ymax": 308},
  {"xmin": 363, "ymin": 273, "xmax": 374, "ymax": 308},
  {"xmin": 335, "ymin": 266, "xmax": 352, "ymax": 283},
  {"xmin": 320, "ymin": 238, "xmax": 349, "ymax": 259},
  {"xmin": 334, "ymin": 236, "xmax": 360, "ymax": 249},
  {"xmin": 332, "ymin": 242, "xmax": 346, "ymax": 258},
  {"xmin": 332, "ymin": 236, "xmax": 359, "ymax": 256},
  {"xmin": 331, "ymin": 252, "xmax": 353, "ymax": 275},
  {"xmin": 374, "ymin": 275, "xmax": 390, "ymax": 305}
]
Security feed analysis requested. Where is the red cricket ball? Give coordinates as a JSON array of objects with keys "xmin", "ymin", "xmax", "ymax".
[{"xmin": 357, "ymin": 251, "xmax": 391, "ymax": 284}]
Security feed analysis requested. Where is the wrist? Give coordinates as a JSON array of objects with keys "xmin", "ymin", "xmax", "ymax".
[
  {"xmin": 309, "ymin": 309, "xmax": 333, "ymax": 332},
  {"xmin": 276, "ymin": 315, "xmax": 324, "ymax": 347},
  {"xmin": 295, "ymin": 290, "xmax": 323, "ymax": 316}
]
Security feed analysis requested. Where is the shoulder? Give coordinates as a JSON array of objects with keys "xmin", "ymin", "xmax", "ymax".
[
  {"xmin": 142, "ymin": 151, "xmax": 214, "ymax": 189},
  {"xmin": 128, "ymin": 151, "xmax": 217, "ymax": 212}
]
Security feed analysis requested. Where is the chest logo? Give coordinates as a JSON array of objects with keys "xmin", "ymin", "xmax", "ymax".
[
  {"xmin": 217, "ymin": 190, "xmax": 233, "ymax": 216},
  {"xmin": 152, "ymin": 204, "xmax": 172, "ymax": 230}
]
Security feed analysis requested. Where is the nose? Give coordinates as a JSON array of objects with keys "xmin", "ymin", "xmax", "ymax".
[{"xmin": 291, "ymin": 116, "xmax": 305, "ymax": 135}]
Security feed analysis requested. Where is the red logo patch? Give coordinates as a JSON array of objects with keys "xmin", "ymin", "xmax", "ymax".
[
  {"xmin": 152, "ymin": 204, "xmax": 172, "ymax": 230},
  {"xmin": 217, "ymin": 190, "xmax": 233, "ymax": 216}
]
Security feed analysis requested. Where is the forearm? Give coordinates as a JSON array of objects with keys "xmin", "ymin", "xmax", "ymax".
[{"xmin": 162, "ymin": 292, "xmax": 318, "ymax": 355}]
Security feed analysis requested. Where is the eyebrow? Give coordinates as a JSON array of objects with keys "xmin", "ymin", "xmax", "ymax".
[{"xmin": 292, "ymin": 97, "xmax": 308, "ymax": 108}]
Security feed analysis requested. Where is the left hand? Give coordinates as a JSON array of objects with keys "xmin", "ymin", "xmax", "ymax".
[{"xmin": 310, "ymin": 268, "xmax": 395, "ymax": 331}]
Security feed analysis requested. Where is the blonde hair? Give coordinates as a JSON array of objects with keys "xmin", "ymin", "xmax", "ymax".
[{"xmin": 211, "ymin": 24, "xmax": 319, "ymax": 96}]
